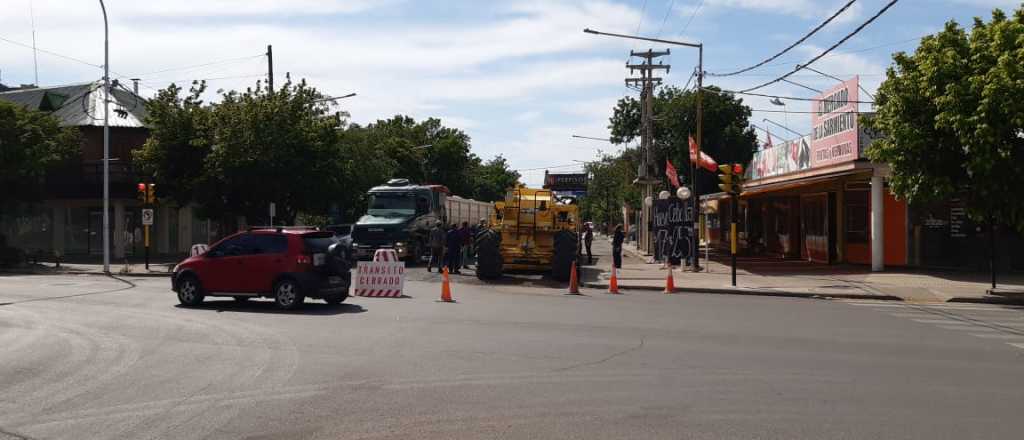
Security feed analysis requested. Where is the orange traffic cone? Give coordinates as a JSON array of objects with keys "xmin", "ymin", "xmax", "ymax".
[
  {"xmin": 664, "ymin": 266, "xmax": 675, "ymax": 294},
  {"xmin": 608, "ymin": 264, "xmax": 620, "ymax": 294},
  {"xmin": 440, "ymin": 266, "xmax": 454, "ymax": 302},
  {"xmin": 567, "ymin": 261, "xmax": 581, "ymax": 295}
]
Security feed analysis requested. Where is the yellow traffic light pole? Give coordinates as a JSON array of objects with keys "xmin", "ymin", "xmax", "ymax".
[{"xmin": 718, "ymin": 165, "xmax": 743, "ymax": 286}]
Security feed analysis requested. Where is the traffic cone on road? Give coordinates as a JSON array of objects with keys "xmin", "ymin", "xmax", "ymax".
[
  {"xmin": 664, "ymin": 266, "xmax": 676, "ymax": 294},
  {"xmin": 440, "ymin": 267, "xmax": 454, "ymax": 302},
  {"xmin": 567, "ymin": 261, "xmax": 581, "ymax": 295},
  {"xmin": 608, "ymin": 265, "xmax": 620, "ymax": 294}
]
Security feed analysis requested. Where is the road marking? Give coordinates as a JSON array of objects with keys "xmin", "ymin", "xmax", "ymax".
[
  {"xmin": 1007, "ymin": 343, "xmax": 1024, "ymax": 350},
  {"xmin": 912, "ymin": 319, "xmax": 963, "ymax": 324},
  {"xmin": 970, "ymin": 333, "xmax": 1024, "ymax": 340},
  {"xmin": 936, "ymin": 324, "xmax": 982, "ymax": 331}
]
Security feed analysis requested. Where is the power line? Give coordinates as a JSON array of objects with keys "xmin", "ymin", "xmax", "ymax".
[
  {"xmin": 156, "ymin": 73, "xmax": 265, "ymax": 86},
  {"xmin": 654, "ymin": 0, "xmax": 678, "ymax": 38},
  {"xmin": 678, "ymin": 0, "xmax": 705, "ymax": 37},
  {"xmin": 710, "ymin": 35, "xmax": 924, "ymax": 74},
  {"xmin": 516, "ymin": 163, "xmax": 588, "ymax": 172},
  {"xmin": 707, "ymin": 0, "xmax": 858, "ymax": 77},
  {"xmin": 127, "ymin": 54, "xmax": 265, "ymax": 79},
  {"xmin": 739, "ymin": 0, "xmax": 901, "ymax": 93},
  {"xmin": 703, "ymin": 87, "xmax": 875, "ymax": 104},
  {"xmin": 0, "ymin": 34, "xmax": 102, "ymax": 69},
  {"xmin": 750, "ymin": 108, "xmax": 875, "ymax": 114}
]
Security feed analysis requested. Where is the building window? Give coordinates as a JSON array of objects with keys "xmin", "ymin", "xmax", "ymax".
[{"xmin": 846, "ymin": 190, "xmax": 869, "ymax": 243}]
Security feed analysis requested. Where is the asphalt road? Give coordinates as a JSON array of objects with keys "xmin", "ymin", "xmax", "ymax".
[{"xmin": 1, "ymin": 272, "xmax": 1024, "ymax": 440}]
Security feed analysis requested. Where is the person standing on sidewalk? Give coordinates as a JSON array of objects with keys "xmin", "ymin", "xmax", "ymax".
[
  {"xmin": 427, "ymin": 221, "xmax": 446, "ymax": 273},
  {"xmin": 612, "ymin": 224, "xmax": 624, "ymax": 269},
  {"xmin": 583, "ymin": 223, "xmax": 594, "ymax": 265}
]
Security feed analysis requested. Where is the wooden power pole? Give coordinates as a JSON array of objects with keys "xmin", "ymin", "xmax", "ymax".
[{"xmin": 625, "ymin": 50, "xmax": 669, "ymax": 256}]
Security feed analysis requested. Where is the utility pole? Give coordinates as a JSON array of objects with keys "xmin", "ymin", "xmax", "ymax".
[
  {"xmin": 266, "ymin": 44, "xmax": 274, "ymax": 92},
  {"xmin": 626, "ymin": 49, "xmax": 669, "ymax": 256},
  {"xmin": 693, "ymin": 46, "xmax": 703, "ymax": 272},
  {"xmin": 99, "ymin": 0, "xmax": 110, "ymax": 273}
]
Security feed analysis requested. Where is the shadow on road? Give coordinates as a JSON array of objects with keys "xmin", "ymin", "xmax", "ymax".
[{"xmin": 176, "ymin": 300, "xmax": 367, "ymax": 315}]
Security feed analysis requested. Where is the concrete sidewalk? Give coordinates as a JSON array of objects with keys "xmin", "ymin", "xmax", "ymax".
[{"xmin": 579, "ymin": 233, "xmax": 1024, "ymax": 304}]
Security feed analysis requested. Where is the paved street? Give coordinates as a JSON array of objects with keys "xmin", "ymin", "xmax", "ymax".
[{"xmin": 2, "ymin": 273, "xmax": 1024, "ymax": 439}]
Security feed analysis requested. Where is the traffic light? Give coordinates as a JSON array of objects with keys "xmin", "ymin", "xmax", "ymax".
[
  {"xmin": 718, "ymin": 164, "xmax": 745, "ymax": 195},
  {"xmin": 718, "ymin": 164, "xmax": 735, "ymax": 194},
  {"xmin": 146, "ymin": 183, "xmax": 156, "ymax": 204},
  {"xmin": 136, "ymin": 182, "xmax": 147, "ymax": 203}
]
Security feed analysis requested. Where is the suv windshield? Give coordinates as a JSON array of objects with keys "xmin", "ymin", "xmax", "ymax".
[{"xmin": 367, "ymin": 192, "xmax": 416, "ymax": 216}]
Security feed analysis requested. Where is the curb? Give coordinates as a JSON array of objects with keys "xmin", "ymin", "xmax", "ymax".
[
  {"xmin": 586, "ymin": 282, "xmax": 904, "ymax": 301},
  {"xmin": 1, "ymin": 269, "xmax": 172, "ymax": 278}
]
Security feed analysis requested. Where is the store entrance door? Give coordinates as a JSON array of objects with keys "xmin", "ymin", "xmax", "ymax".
[{"xmin": 801, "ymin": 193, "xmax": 830, "ymax": 264}]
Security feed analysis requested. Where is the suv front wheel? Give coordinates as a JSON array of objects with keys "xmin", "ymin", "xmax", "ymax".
[{"xmin": 273, "ymin": 278, "xmax": 305, "ymax": 310}]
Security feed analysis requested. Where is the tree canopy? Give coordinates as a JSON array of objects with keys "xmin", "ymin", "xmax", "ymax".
[
  {"xmin": 609, "ymin": 85, "xmax": 758, "ymax": 198},
  {"xmin": 864, "ymin": 7, "xmax": 1024, "ymax": 232},
  {"xmin": 134, "ymin": 79, "xmax": 519, "ymax": 226},
  {"xmin": 0, "ymin": 100, "xmax": 78, "ymax": 213}
]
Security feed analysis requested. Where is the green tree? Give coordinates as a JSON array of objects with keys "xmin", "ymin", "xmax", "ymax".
[
  {"xmin": 132, "ymin": 82, "xmax": 212, "ymax": 209},
  {"xmin": 864, "ymin": 7, "xmax": 1024, "ymax": 232},
  {"xmin": 135, "ymin": 79, "xmax": 345, "ymax": 226},
  {"xmin": 0, "ymin": 100, "xmax": 78, "ymax": 212},
  {"xmin": 608, "ymin": 86, "xmax": 758, "ymax": 196},
  {"xmin": 471, "ymin": 155, "xmax": 521, "ymax": 202}
]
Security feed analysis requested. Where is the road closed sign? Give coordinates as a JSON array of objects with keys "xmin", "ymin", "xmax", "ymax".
[{"xmin": 353, "ymin": 261, "xmax": 405, "ymax": 297}]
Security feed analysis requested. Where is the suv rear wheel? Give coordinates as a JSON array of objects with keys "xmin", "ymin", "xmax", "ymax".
[
  {"xmin": 177, "ymin": 274, "xmax": 205, "ymax": 306},
  {"xmin": 324, "ymin": 292, "xmax": 347, "ymax": 305},
  {"xmin": 273, "ymin": 279, "xmax": 305, "ymax": 310}
]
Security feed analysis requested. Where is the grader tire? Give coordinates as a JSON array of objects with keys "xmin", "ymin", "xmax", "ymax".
[
  {"xmin": 475, "ymin": 229, "xmax": 503, "ymax": 280},
  {"xmin": 551, "ymin": 230, "xmax": 578, "ymax": 282}
]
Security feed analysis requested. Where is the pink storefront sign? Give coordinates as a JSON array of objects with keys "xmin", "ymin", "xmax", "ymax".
[{"xmin": 811, "ymin": 76, "xmax": 860, "ymax": 168}]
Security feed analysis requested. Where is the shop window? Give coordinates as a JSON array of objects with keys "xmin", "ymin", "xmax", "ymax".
[{"xmin": 846, "ymin": 190, "xmax": 869, "ymax": 243}]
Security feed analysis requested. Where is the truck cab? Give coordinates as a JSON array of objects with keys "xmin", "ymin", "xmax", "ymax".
[{"xmin": 350, "ymin": 179, "xmax": 448, "ymax": 261}]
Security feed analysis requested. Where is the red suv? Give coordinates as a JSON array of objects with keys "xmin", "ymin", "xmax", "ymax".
[{"xmin": 172, "ymin": 228, "xmax": 351, "ymax": 310}]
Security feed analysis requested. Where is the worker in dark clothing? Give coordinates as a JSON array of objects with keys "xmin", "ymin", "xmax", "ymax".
[
  {"xmin": 460, "ymin": 221, "xmax": 471, "ymax": 269},
  {"xmin": 583, "ymin": 223, "xmax": 594, "ymax": 265},
  {"xmin": 427, "ymin": 221, "xmax": 446, "ymax": 272},
  {"xmin": 445, "ymin": 224, "xmax": 462, "ymax": 273},
  {"xmin": 612, "ymin": 224, "xmax": 625, "ymax": 269}
]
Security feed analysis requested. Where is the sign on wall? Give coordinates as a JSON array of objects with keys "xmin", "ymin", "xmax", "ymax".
[
  {"xmin": 653, "ymin": 198, "xmax": 694, "ymax": 262},
  {"xmin": 543, "ymin": 173, "xmax": 588, "ymax": 191},
  {"xmin": 748, "ymin": 136, "xmax": 812, "ymax": 180},
  {"xmin": 811, "ymin": 76, "xmax": 861, "ymax": 168}
]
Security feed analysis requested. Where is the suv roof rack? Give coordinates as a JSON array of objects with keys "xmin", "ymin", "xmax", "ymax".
[{"xmin": 248, "ymin": 226, "xmax": 321, "ymax": 233}]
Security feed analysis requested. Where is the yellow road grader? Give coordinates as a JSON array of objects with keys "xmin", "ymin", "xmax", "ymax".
[{"xmin": 474, "ymin": 186, "xmax": 580, "ymax": 281}]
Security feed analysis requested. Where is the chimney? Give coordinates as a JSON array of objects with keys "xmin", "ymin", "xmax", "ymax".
[{"xmin": 131, "ymin": 78, "xmax": 140, "ymax": 94}]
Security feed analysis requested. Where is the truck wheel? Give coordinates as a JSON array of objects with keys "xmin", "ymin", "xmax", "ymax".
[
  {"xmin": 551, "ymin": 230, "xmax": 578, "ymax": 282},
  {"xmin": 474, "ymin": 229, "xmax": 503, "ymax": 280}
]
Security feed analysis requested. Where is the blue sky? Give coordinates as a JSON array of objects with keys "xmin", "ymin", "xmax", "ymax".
[{"xmin": 1, "ymin": 0, "xmax": 1020, "ymax": 186}]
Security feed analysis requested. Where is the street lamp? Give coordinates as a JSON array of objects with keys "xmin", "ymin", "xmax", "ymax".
[
  {"xmin": 571, "ymin": 134, "xmax": 613, "ymax": 143},
  {"xmin": 762, "ymin": 118, "xmax": 803, "ymax": 139},
  {"xmin": 584, "ymin": 27, "xmax": 704, "ymax": 271},
  {"xmin": 314, "ymin": 92, "xmax": 357, "ymax": 103},
  {"xmin": 99, "ymin": 0, "xmax": 110, "ymax": 273}
]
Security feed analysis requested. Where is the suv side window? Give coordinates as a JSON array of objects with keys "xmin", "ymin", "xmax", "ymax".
[
  {"xmin": 211, "ymin": 234, "xmax": 251, "ymax": 257},
  {"xmin": 249, "ymin": 234, "xmax": 288, "ymax": 254}
]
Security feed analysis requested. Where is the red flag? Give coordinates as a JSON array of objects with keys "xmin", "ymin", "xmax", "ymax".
[
  {"xmin": 689, "ymin": 134, "xmax": 719, "ymax": 172},
  {"xmin": 665, "ymin": 160, "xmax": 680, "ymax": 188},
  {"xmin": 688, "ymin": 135, "xmax": 699, "ymax": 162},
  {"xmin": 764, "ymin": 130, "xmax": 773, "ymax": 150}
]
